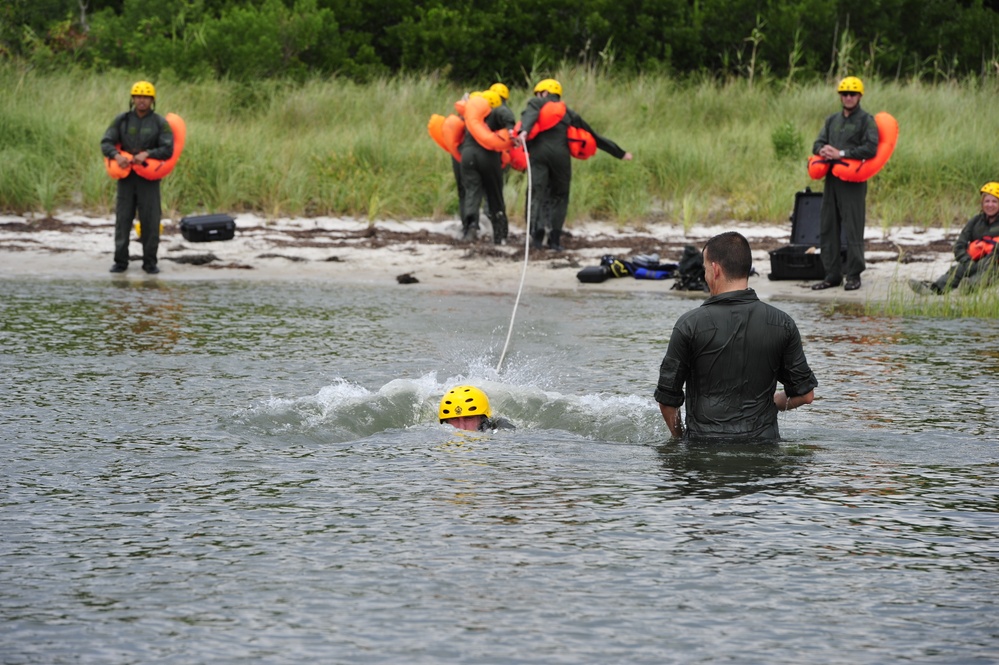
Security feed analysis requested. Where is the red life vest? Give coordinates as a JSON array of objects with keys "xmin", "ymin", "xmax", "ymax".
[
  {"xmin": 512, "ymin": 101, "xmax": 598, "ymax": 167},
  {"xmin": 967, "ymin": 236, "xmax": 997, "ymax": 261},
  {"xmin": 104, "ymin": 112, "xmax": 186, "ymax": 181},
  {"xmin": 807, "ymin": 112, "xmax": 898, "ymax": 182}
]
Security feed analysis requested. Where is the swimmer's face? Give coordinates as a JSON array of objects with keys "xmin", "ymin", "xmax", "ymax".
[{"xmin": 445, "ymin": 415, "xmax": 485, "ymax": 431}]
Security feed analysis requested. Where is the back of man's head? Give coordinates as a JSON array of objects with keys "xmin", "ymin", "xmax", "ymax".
[{"xmin": 703, "ymin": 232, "xmax": 752, "ymax": 280}]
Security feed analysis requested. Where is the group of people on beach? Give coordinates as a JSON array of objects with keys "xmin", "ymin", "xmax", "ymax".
[{"xmin": 436, "ymin": 78, "xmax": 633, "ymax": 251}]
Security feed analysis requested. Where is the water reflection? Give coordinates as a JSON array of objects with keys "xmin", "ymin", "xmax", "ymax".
[{"xmin": 655, "ymin": 441, "xmax": 814, "ymax": 499}]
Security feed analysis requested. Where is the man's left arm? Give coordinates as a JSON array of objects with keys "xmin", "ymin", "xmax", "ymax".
[
  {"xmin": 850, "ymin": 111, "xmax": 879, "ymax": 161},
  {"xmin": 145, "ymin": 115, "xmax": 174, "ymax": 162},
  {"xmin": 573, "ymin": 113, "xmax": 632, "ymax": 160},
  {"xmin": 775, "ymin": 320, "xmax": 818, "ymax": 409}
]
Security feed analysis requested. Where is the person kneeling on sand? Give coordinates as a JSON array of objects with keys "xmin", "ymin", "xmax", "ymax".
[
  {"xmin": 439, "ymin": 385, "xmax": 515, "ymax": 432},
  {"xmin": 910, "ymin": 181, "xmax": 999, "ymax": 295}
]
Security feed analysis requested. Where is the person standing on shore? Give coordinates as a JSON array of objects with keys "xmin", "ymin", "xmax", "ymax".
[
  {"xmin": 810, "ymin": 76, "xmax": 879, "ymax": 292},
  {"xmin": 460, "ymin": 90, "xmax": 515, "ymax": 244},
  {"xmin": 518, "ymin": 78, "xmax": 632, "ymax": 251},
  {"xmin": 910, "ymin": 182, "xmax": 999, "ymax": 295},
  {"xmin": 101, "ymin": 81, "xmax": 174, "ymax": 274},
  {"xmin": 655, "ymin": 232, "xmax": 817, "ymax": 441}
]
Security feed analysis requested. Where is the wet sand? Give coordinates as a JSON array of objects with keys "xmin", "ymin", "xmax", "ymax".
[{"xmin": 0, "ymin": 212, "xmax": 957, "ymax": 304}]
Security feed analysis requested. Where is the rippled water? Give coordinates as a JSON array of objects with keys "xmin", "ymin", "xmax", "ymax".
[{"xmin": 2, "ymin": 277, "xmax": 997, "ymax": 664}]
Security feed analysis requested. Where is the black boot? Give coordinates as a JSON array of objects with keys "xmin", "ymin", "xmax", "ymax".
[
  {"xmin": 547, "ymin": 230, "xmax": 564, "ymax": 252},
  {"xmin": 530, "ymin": 229, "xmax": 545, "ymax": 249}
]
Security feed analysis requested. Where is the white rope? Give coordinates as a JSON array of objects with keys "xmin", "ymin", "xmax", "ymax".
[{"xmin": 495, "ymin": 138, "xmax": 531, "ymax": 373}]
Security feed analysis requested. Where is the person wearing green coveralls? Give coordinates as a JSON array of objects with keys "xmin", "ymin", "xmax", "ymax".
[
  {"xmin": 655, "ymin": 232, "xmax": 817, "ymax": 442},
  {"xmin": 518, "ymin": 79, "xmax": 632, "ymax": 252},
  {"xmin": 460, "ymin": 90, "xmax": 515, "ymax": 244},
  {"xmin": 811, "ymin": 76, "xmax": 879, "ymax": 291},
  {"xmin": 910, "ymin": 182, "xmax": 999, "ymax": 295},
  {"xmin": 101, "ymin": 80, "xmax": 174, "ymax": 274}
]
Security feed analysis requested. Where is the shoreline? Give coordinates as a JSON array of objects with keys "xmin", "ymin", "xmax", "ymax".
[{"xmin": 0, "ymin": 211, "xmax": 956, "ymax": 303}]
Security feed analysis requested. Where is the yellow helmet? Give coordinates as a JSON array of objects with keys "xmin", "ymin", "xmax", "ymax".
[
  {"xmin": 480, "ymin": 90, "xmax": 502, "ymax": 109},
  {"xmin": 490, "ymin": 82, "xmax": 509, "ymax": 100},
  {"xmin": 837, "ymin": 76, "xmax": 864, "ymax": 95},
  {"xmin": 981, "ymin": 182, "xmax": 999, "ymax": 199},
  {"xmin": 533, "ymin": 78, "xmax": 562, "ymax": 96},
  {"xmin": 130, "ymin": 80, "xmax": 156, "ymax": 98},
  {"xmin": 439, "ymin": 385, "xmax": 492, "ymax": 421}
]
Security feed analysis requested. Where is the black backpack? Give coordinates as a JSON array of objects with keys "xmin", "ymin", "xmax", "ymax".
[{"xmin": 671, "ymin": 245, "xmax": 708, "ymax": 292}]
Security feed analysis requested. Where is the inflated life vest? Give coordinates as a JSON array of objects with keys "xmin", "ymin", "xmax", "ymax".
[
  {"xmin": 463, "ymin": 96, "xmax": 513, "ymax": 152},
  {"xmin": 428, "ymin": 114, "xmax": 451, "ymax": 154},
  {"xmin": 441, "ymin": 114, "xmax": 465, "ymax": 161},
  {"xmin": 967, "ymin": 236, "xmax": 997, "ymax": 261},
  {"xmin": 104, "ymin": 112, "xmax": 186, "ymax": 181},
  {"xmin": 509, "ymin": 101, "xmax": 597, "ymax": 171},
  {"xmin": 807, "ymin": 111, "xmax": 898, "ymax": 182}
]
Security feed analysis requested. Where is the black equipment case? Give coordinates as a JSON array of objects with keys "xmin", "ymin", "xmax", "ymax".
[
  {"xmin": 179, "ymin": 214, "xmax": 236, "ymax": 242},
  {"xmin": 768, "ymin": 189, "xmax": 845, "ymax": 281}
]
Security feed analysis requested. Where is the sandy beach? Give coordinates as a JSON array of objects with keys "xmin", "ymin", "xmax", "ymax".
[{"xmin": 0, "ymin": 211, "xmax": 957, "ymax": 303}]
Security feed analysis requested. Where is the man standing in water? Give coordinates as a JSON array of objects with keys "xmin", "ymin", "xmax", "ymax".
[
  {"xmin": 654, "ymin": 232, "xmax": 817, "ymax": 441},
  {"xmin": 810, "ymin": 76, "xmax": 879, "ymax": 292},
  {"xmin": 101, "ymin": 81, "xmax": 174, "ymax": 274}
]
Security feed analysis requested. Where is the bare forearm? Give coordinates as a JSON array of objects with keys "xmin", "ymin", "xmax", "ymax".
[
  {"xmin": 774, "ymin": 390, "xmax": 815, "ymax": 412},
  {"xmin": 658, "ymin": 403, "xmax": 683, "ymax": 438}
]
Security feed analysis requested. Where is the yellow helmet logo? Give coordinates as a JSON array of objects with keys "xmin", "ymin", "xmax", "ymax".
[
  {"xmin": 837, "ymin": 76, "xmax": 864, "ymax": 95},
  {"xmin": 438, "ymin": 385, "xmax": 492, "ymax": 421},
  {"xmin": 130, "ymin": 80, "xmax": 156, "ymax": 98}
]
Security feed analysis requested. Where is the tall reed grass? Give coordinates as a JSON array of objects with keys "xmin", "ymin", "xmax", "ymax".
[{"xmin": 2, "ymin": 63, "xmax": 997, "ymax": 234}]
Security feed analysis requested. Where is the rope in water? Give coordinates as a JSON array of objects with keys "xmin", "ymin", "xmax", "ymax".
[{"xmin": 495, "ymin": 138, "xmax": 531, "ymax": 373}]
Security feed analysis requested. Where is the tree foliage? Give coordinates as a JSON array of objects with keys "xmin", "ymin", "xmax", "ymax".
[{"xmin": 3, "ymin": 0, "xmax": 998, "ymax": 84}]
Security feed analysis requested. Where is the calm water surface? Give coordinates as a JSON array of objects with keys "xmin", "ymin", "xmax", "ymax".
[{"xmin": 2, "ymin": 277, "xmax": 997, "ymax": 664}]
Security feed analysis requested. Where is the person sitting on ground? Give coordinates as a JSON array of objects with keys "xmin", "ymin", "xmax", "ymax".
[
  {"xmin": 910, "ymin": 181, "xmax": 999, "ymax": 295},
  {"xmin": 439, "ymin": 385, "xmax": 515, "ymax": 432}
]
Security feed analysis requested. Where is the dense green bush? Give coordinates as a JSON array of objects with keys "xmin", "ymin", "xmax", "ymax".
[{"xmin": 4, "ymin": 1, "xmax": 999, "ymax": 84}]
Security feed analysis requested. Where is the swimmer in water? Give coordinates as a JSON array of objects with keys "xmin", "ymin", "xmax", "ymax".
[{"xmin": 439, "ymin": 385, "xmax": 515, "ymax": 432}]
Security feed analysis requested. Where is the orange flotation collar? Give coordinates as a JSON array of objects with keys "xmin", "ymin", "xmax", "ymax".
[
  {"xmin": 968, "ymin": 236, "xmax": 998, "ymax": 261},
  {"xmin": 463, "ymin": 96, "xmax": 513, "ymax": 152},
  {"xmin": 509, "ymin": 101, "xmax": 597, "ymax": 169},
  {"xmin": 441, "ymin": 114, "xmax": 465, "ymax": 161},
  {"xmin": 808, "ymin": 111, "xmax": 898, "ymax": 182},
  {"xmin": 104, "ymin": 112, "xmax": 186, "ymax": 181}
]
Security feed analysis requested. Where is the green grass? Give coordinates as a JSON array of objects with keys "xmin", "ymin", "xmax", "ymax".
[
  {"xmin": 866, "ymin": 266, "xmax": 999, "ymax": 319},
  {"xmin": 3, "ymin": 62, "xmax": 998, "ymax": 235}
]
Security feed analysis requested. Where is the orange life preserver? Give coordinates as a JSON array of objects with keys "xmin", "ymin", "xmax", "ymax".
[
  {"xmin": 463, "ymin": 96, "xmax": 512, "ymax": 152},
  {"xmin": 134, "ymin": 112, "xmax": 186, "ymax": 180},
  {"xmin": 514, "ymin": 101, "xmax": 597, "ymax": 161},
  {"xmin": 104, "ymin": 112, "xmax": 186, "ymax": 181},
  {"xmin": 104, "ymin": 151, "xmax": 133, "ymax": 179},
  {"xmin": 807, "ymin": 111, "xmax": 898, "ymax": 182},
  {"xmin": 428, "ymin": 114, "xmax": 450, "ymax": 153},
  {"xmin": 567, "ymin": 125, "xmax": 597, "ymax": 160},
  {"xmin": 441, "ymin": 114, "xmax": 465, "ymax": 161},
  {"xmin": 807, "ymin": 155, "xmax": 830, "ymax": 179},
  {"xmin": 508, "ymin": 144, "xmax": 527, "ymax": 172},
  {"xmin": 519, "ymin": 101, "xmax": 567, "ymax": 141},
  {"xmin": 967, "ymin": 236, "xmax": 998, "ymax": 261}
]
